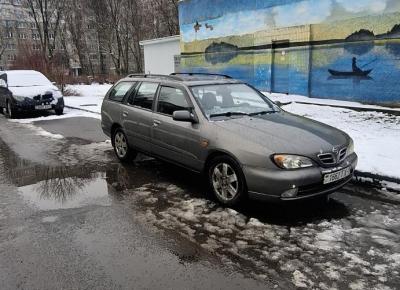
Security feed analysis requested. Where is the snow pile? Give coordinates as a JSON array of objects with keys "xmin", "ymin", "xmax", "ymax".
[{"xmin": 121, "ymin": 182, "xmax": 400, "ymax": 289}]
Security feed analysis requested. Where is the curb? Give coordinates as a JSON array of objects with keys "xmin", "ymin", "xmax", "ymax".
[{"xmin": 353, "ymin": 171, "xmax": 400, "ymax": 193}]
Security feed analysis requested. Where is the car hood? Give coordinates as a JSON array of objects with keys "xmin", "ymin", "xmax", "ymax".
[
  {"xmin": 212, "ymin": 111, "xmax": 349, "ymax": 155},
  {"xmin": 8, "ymin": 85, "xmax": 62, "ymax": 99}
]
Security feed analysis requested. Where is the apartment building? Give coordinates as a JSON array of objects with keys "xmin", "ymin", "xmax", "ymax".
[{"xmin": 0, "ymin": 0, "xmax": 115, "ymax": 75}]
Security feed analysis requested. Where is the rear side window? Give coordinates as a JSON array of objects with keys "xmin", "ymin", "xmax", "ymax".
[
  {"xmin": 132, "ymin": 82, "xmax": 158, "ymax": 110},
  {"xmin": 157, "ymin": 86, "xmax": 190, "ymax": 116},
  {"xmin": 108, "ymin": 82, "xmax": 134, "ymax": 102}
]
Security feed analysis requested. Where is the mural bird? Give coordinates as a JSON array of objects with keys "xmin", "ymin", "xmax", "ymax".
[
  {"xmin": 194, "ymin": 21, "xmax": 202, "ymax": 32},
  {"xmin": 205, "ymin": 23, "xmax": 214, "ymax": 31}
]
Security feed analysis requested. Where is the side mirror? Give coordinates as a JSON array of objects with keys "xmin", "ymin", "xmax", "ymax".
[{"xmin": 173, "ymin": 110, "xmax": 198, "ymax": 123}]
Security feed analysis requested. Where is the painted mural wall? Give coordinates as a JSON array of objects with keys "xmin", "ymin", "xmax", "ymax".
[{"xmin": 178, "ymin": 0, "xmax": 400, "ymax": 105}]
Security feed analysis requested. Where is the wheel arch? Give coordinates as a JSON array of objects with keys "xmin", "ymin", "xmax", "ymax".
[
  {"xmin": 110, "ymin": 123, "xmax": 123, "ymax": 146},
  {"xmin": 204, "ymin": 149, "xmax": 243, "ymax": 173}
]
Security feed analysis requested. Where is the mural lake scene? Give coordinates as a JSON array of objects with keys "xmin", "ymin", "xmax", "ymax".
[{"xmin": 178, "ymin": 0, "xmax": 400, "ymax": 105}]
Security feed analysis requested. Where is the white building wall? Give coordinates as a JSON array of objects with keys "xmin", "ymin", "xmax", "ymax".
[{"xmin": 140, "ymin": 36, "xmax": 180, "ymax": 75}]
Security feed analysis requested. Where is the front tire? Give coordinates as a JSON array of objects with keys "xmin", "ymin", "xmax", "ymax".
[
  {"xmin": 6, "ymin": 100, "xmax": 16, "ymax": 119},
  {"xmin": 55, "ymin": 107, "xmax": 64, "ymax": 115},
  {"xmin": 208, "ymin": 155, "xmax": 247, "ymax": 206},
  {"xmin": 112, "ymin": 128, "xmax": 137, "ymax": 162}
]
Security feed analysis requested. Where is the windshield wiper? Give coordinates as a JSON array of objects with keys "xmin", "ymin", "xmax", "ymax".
[
  {"xmin": 209, "ymin": 112, "xmax": 250, "ymax": 118},
  {"xmin": 249, "ymin": 110, "xmax": 278, "ymax": 116}
]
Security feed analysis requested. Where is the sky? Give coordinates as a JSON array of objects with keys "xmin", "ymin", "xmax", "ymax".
[{"xmin": 180, "ymin": 0, "xmax": 400, "ymax": 42}]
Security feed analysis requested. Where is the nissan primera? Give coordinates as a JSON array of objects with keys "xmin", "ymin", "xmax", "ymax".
[{"xmin": 101, "ymin": 73, "xmax": 357, "ymax": 205}]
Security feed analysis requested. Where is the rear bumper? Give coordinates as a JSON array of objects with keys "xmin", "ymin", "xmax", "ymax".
[{"xmin": 244, "ymin": 153, "xmax": 358, "ymax": 202}]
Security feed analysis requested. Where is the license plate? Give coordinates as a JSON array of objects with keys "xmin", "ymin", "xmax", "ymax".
[
  {"xmin": 323, "ymin": 167, "xmax": 351, "ymax": 185},
  {"xmin": 35, "ymin": 105, "xmax": 52, "ymax": 110}
]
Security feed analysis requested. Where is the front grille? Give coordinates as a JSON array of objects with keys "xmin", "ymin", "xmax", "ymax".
[
  {"xmin": 318, "ymin": 147, "xmax": 348, "ymax": 165},
  {"xmin": 338, "ymin": 148, "xmax": 347, "ymax": 162},
  {"xmin": 33, "ymin": 93, "xmax": 54, "ymax": 104},
  {"xmin": 318, "ymin": 153, "xmax": 335, "ymax": 165}
]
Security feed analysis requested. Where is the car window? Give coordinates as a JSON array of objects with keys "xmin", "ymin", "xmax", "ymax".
[
  {"xmin": 109, "ymin": 82, "xmax": 134, "ymax": 102},
  {"xmin": 157, "ymin": 86, "xmax": 190, "ymax": 116},
  {"xmin": 190, "ymin": 84, "xmax": 275, "ymax": 118},
  {"xmin": 126, "ymin": 82, "xmax": 139, "ymax": 105},
  {"xmin": 132, "ymin": 82, "xmax": 158, "ymax": 110}
]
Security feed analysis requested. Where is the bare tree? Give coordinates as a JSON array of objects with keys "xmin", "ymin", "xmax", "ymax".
[
  {"xmin": 0, "ymin": 23, "xmax": 6, "ymax": 66},
  {"xmin": 25, "ymin": 0, "xmax": 66, "ymax": 61}
]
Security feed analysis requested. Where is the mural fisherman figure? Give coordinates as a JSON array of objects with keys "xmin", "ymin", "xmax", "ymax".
[{"xmin": 352, "ymin": 57, "xmax": 363, "ymax": 74}]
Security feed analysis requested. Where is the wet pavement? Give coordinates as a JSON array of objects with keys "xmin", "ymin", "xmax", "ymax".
[{"xmin": 0, "ymin": 114, "xmax": 399, "ymax": 290}]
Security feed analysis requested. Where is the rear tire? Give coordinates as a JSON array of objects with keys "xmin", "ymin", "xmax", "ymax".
[
  {"xmin": 207, "ymin": 155, "xmax": 247, "ymax": 206},
  {"xmin": 112, "ymin": 128, "xmax": 137, "ymax": 163}
]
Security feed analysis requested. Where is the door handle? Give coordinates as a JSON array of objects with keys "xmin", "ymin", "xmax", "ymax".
[
  {"xmin": 122, "ymin": 111, "xmax": 128, "ymax": 117},
  {"xmin": 153, "ymin": 120, "xmax": 161, "ymax": 126}
]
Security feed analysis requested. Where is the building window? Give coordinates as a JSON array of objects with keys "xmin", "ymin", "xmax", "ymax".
[
  {"xmin": 5, "ymin": 31, "xmax": 13, "ymax": 38},
  {"xmin": 7, "ymin": 54, "xmax": 16, "ymax": 61},
  {"xmin": 33, "ymin": 43, "xmax": 41, "ymax": 50}
]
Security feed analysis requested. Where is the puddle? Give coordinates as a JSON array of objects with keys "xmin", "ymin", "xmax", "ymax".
[
  {"xmin": 18, "ymin": 172, "xmax": 110, "ymax": 211},
  {"xmin": 0, "ymin": 137, "xmax": 114, "ymax": 211}
]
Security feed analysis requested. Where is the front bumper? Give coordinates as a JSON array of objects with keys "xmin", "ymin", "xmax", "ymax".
[
  {"xmin": 13, "ymin": 97, "xmax": 64, "ymax": 112},
  {"xmin": 244, "ymin": 153, "xmax": 358, "ymax": 202}
]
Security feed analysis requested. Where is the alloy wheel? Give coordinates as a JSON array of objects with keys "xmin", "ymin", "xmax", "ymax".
[
  {"xmin": 212, "ymin": 163, "xmax": 239, "ymax": 201},
  {"xmin": 114, "ymin": 132, "xmax": 128, "ymax": 158}
]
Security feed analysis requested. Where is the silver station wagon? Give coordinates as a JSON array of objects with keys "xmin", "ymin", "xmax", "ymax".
[{"xmin": 101, "ymin": 73, "xmax": 358, "ymax": 206}]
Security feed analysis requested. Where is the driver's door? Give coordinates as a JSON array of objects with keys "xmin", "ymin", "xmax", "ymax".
[{"xmin": 152, "ymin": 85, "xmax": 203, "ymax": 171}]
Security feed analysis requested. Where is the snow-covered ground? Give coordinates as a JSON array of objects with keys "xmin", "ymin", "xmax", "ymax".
[
  {"xmin": 64, "ymin": 84, "xmax": 112, "ymax": 114},
  {"xmin": 117, "ymin": 179, "xmax": 400, "ymax": 290},
  {"xmin": 63, "ymin": 85, "xmax": 400, "ymax": 180}
]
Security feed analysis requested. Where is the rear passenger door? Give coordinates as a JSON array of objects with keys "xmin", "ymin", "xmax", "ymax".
[
  {"xmin": 152, "ymin": 85, "xmax": 203, "ymax": 171},
  {"xmin": 121, "ymin": 81, "xmax": 158, "ymax": 153}
]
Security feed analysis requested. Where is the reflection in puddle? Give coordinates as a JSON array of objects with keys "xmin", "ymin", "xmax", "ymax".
[{"xmin": 18, "ymin": 173, "xmax": 110, "ymax": 211}]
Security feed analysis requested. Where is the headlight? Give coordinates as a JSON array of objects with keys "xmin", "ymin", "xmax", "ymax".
[
  {"xmin": 273, "ymin": 154, "xmax": 314, "ymax": 169},
  {"xmin": 348, "ymin": 139, "xmax": 355, "ymax": 155},
  {"xmin": 13, "ymin": 95, "xmax": 26, "ymax": 102}
]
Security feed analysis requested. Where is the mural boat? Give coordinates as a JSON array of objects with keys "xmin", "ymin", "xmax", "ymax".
[{"xmin": 328, "ymin": 69, "xmax": 373, "ymax": 77}]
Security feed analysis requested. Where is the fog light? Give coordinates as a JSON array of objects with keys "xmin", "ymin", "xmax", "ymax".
[{"xmin": 281, "ymin": 188, "xmax": 298, "ymax": 198}]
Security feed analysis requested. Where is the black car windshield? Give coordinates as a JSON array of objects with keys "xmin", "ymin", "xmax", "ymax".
[{"xmin": 190, "ymin": 84, "xmax": 278, "ymax": 119}]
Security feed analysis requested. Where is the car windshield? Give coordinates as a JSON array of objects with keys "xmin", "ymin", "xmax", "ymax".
[
  {"xmin": 190, "ymin": 83, "xmax": 277, "ymax": 119},
  {"xmin": 7, "ymin": 72, "xmax": 52, "ymax": 87}
]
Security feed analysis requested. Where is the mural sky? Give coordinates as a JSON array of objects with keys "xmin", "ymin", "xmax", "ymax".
[{"xmin": 179, "ymin": 0, "xmax": 400, "ymax": 43}]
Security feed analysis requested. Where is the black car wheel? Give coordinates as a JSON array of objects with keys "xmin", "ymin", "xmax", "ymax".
[
  {"xmin": 6, "ymin": 100, "xmax": 16, "ymax": 119},
  {"xmin": 208, "ymin": 155, "xmax": 247, "ymax": 206},
  {"xmin": 55, "ymin": 107, "xmax": 64, "ymax": 115},
  {"xmin": 113, "ymin": 128, "xmax": 137, "ymax": 162}
]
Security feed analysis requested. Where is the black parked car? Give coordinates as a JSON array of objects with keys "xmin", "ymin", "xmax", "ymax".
[{"xmin": 0, "ymin": 70, "xmax": 64, "ymax": 118}]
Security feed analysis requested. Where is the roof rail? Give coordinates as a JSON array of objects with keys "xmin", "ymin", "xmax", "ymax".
[
  {"xmin": 170, "ymin": 72, "xmax": 232, "ymax": 79},
  {"xmin": 126, "ymin": 74, "xmax": 179, "ymax": 81}
]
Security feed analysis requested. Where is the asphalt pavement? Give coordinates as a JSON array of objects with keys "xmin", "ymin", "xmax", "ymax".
[{"xmin": 0, "ymin": 113, "xmax": 399, "ymax": 290}]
